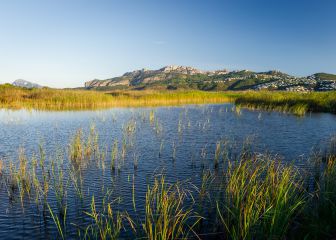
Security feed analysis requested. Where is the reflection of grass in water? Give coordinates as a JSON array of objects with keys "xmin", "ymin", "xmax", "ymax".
[{"xmin": 111, "ymin": 139, "xmax": 118, "ymax": 171}]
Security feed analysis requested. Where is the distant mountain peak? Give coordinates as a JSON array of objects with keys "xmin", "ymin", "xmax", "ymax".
[
  {"xmin": 12, "ymin": 79, "xmax": 42, "ymax": 89},
  {"xmin": 160, "ymin": 65, "xmax": 203, "ymax": 74}
]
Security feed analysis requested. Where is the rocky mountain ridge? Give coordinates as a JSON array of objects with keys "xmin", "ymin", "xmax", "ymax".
[
  {"xmin": 85, "ymin": 65, "xmax": 229, "ymax": 88},
  {"xmin": 85, "ymin": 66, "xmax": 336, "ymax": 92}
]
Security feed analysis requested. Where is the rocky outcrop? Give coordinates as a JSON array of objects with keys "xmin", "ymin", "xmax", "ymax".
[
  {"xmin": 84, "ymin": 66, "xmax": 336, "ymax": 92},
  {"xmin": 84, "ymin": 65, "xmax": 228, "ymax": 88},
  {"xmin": 12, "ymin": 79, "xmax": 42, "ymax": 89}
]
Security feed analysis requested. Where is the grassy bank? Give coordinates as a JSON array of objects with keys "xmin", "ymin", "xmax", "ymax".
[
  {"xmin": 235, "ymin": 91, "xmax": 336, "ymax": 115},
  {"xmin": 0, "ymin": 84, "xmax": 235, "ymax": 110},
  {"xmin": 1, "ymin": 84, "xmax": 335, "ymax": 115}
]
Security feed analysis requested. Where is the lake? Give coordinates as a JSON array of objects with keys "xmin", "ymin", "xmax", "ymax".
[{"xmin": 0, "ymin": 104, "xmax": 335, "ymax": 239}]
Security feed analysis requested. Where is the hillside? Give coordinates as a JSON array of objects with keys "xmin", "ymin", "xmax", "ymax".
[{"xmin": 85, "ymin": 66, "xmax": 336, "ymax": 92}]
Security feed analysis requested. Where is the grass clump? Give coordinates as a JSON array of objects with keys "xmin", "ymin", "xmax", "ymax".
[
  {"xmin": 300, "ymin": 137, "xmax": 336, "ymax": 239},
  {"xmin": 143, "ymin": 176, "xmax": 200, "ymax": 240},
  {"xmin": 84, "ymin": 195, "xmax": 130, "ymax": 240},
  {"xmin": 215, "ymin": 155, "xmax": 305, "ymax": 239}
]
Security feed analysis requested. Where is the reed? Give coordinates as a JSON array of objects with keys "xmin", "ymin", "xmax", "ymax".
[
  {"xmin": 50, "ymin": 160, "xmax": 67, "ymax": 214},
  {"xmin": 11, "ymin": 148, "xmax": 35, "ymax": 207},
  {"xmin": 215, "ymin": 155, "xmax": 305, "ymax": 239},
  {"xmin": 69, "ymin": 165, "xmax": 84, "ymax": 200},
  {"xmin": 300, "ymin": 137, "xmax": 336, "ymax": 238},
  {"xmin": 84, "ymin": 124, "xmax": 98, "ymax": 157},
  {"xmin": 143, "ymin": 176, "xmax": 200, "ymax": 240},
  {"xmin": 39, "ymin": 144, "xmax": 50, "ymax": 206},
  {"xmin": 149, "ymin": 110, "xmax": 155, "ymax": 124},
  {"xmin": 48, "ymin": 203, "xmax": 67, "ymax": 240},
  {"xmin": 84, "ymin": 195, "xmax": 130, "ymax": 240},
  {"xmin": 69, "ymin": 129, "xmax": 84, "ymax": 164},
  {"xmin": 214, "ymin": 141, "xmax": 221, "ymax": 169},
  {"xmin": 0, "ymin": 159, "xmax": 3, "ymax": 176}
]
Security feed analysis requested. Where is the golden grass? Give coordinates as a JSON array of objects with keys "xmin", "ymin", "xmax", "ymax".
[
  {"xmin": 235, "ymin": 91, "xmax": 336, "ymax": 115},
  {"xmin": 0, "ymin": 85, "xmax": 235, "ymax": 110},
  {"xmin": 1, "ymin": 84, "xmax": 335, "ymax": 114}
]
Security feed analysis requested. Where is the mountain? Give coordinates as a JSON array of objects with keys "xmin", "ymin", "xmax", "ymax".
[
  {"xmin": 12, "ymin": 79, "xmax": 43, "ymax": 89},
  {"xmin": 84, "ymin": 66, "xmax": 336, "ymax": 92}
]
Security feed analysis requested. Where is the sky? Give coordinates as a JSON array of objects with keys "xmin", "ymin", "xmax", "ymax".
[{"xmin": 0, "ymin": 0, "xmax": 335, "ymax": 88}]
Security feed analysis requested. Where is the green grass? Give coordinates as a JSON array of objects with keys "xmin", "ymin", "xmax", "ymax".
[
  {"xmin": 84, "ymin": 195, "xmax": 127, "ymax": 240},
  {"xmin": 215, "ymin": 156, "xmax": 305, "ymax": 239},
  {"xmin": 143, "ymin": 176, "xmax": 200, "ymax": 240},
  {"xmin": 235, "ymin": 91, "xmax": 336, "ymax": 115}
]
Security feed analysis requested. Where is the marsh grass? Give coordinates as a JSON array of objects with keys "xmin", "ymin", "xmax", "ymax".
[
  {"xmin": 149, "ymin": 110, "xmax": 155, "ymax": 124},
  {"xmin": 50, "ymin": 160, "xmax": 67, "ymax": 214},
  {"xmin": 0, "ymin": 85, "xmax": 234, "ymax": 110},
  {"xmin": 84, "ymin": 195, "xmax": 124, "ymax": 240},
  {"xmin": 235, "ymin": 91, "xmax": 336, "ymax": 115},
  {"xmin": 1, "ymin": 84, "xmax": 335, "ymax": 115},
  {"xmin": 215, "ymin": 155, "xmax": 305, "ymax": 239},
  {"xmin": 143, "ymin": 176, "xmax": 201, "ymax": 240},
  {"xmin": 0, "ymin": 159, "xmax": 3, "ymax": 179},
  {"xmin": 299, "ymin": 137, "xmax": 336, "ymax": 239},
  {"xmin": 70, "ymin": 129, "xmax": 85, "ymax": 164},
  {"xmin": 48, "ymin": 203, "xmax": 67, "ymax": 240},
  {"xmin": 69, "ymin": 126, "xmax": 102, "ymax": 169},
  {"xmin": 214, "ymin": 141, "xmax": 221, "ymax": 169},
  {"xmin": 111, "ymin": 139, "xmax": 118, "ymax": 171}
]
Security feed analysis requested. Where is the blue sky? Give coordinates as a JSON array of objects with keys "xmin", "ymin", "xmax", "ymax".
[{"xmin": 0, "ymin": 0, "xmax": 335, "ymax": 88}]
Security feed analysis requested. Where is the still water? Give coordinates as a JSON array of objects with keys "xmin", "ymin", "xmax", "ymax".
[{"xmin": 0, "ymin": 104, "xmax": 335, "ymax": 239}]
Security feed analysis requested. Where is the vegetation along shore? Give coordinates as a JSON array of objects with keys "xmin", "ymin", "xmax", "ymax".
[{"xmin": 0, "ymin": 83, "xmax": 335, "ymax": 115}]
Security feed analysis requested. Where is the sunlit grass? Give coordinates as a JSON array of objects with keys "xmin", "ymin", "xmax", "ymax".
[
  {"xmin": 1, "ymin": 84, "xmax": 335, "ymax": 115},
  {"xmin": 235, "ymin": 91, "xmax": 336, "ymax": 115},
  {"xmin": 143, "ymin": 176, "xmax": 200, "ymax": 240},
  {"xmin": 216, "ymin": 155, "xmax": 305, "ymax": 239},
  {"xmin": 0, "ymin": 85, "xmax": 234, "ymax": 110}
]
